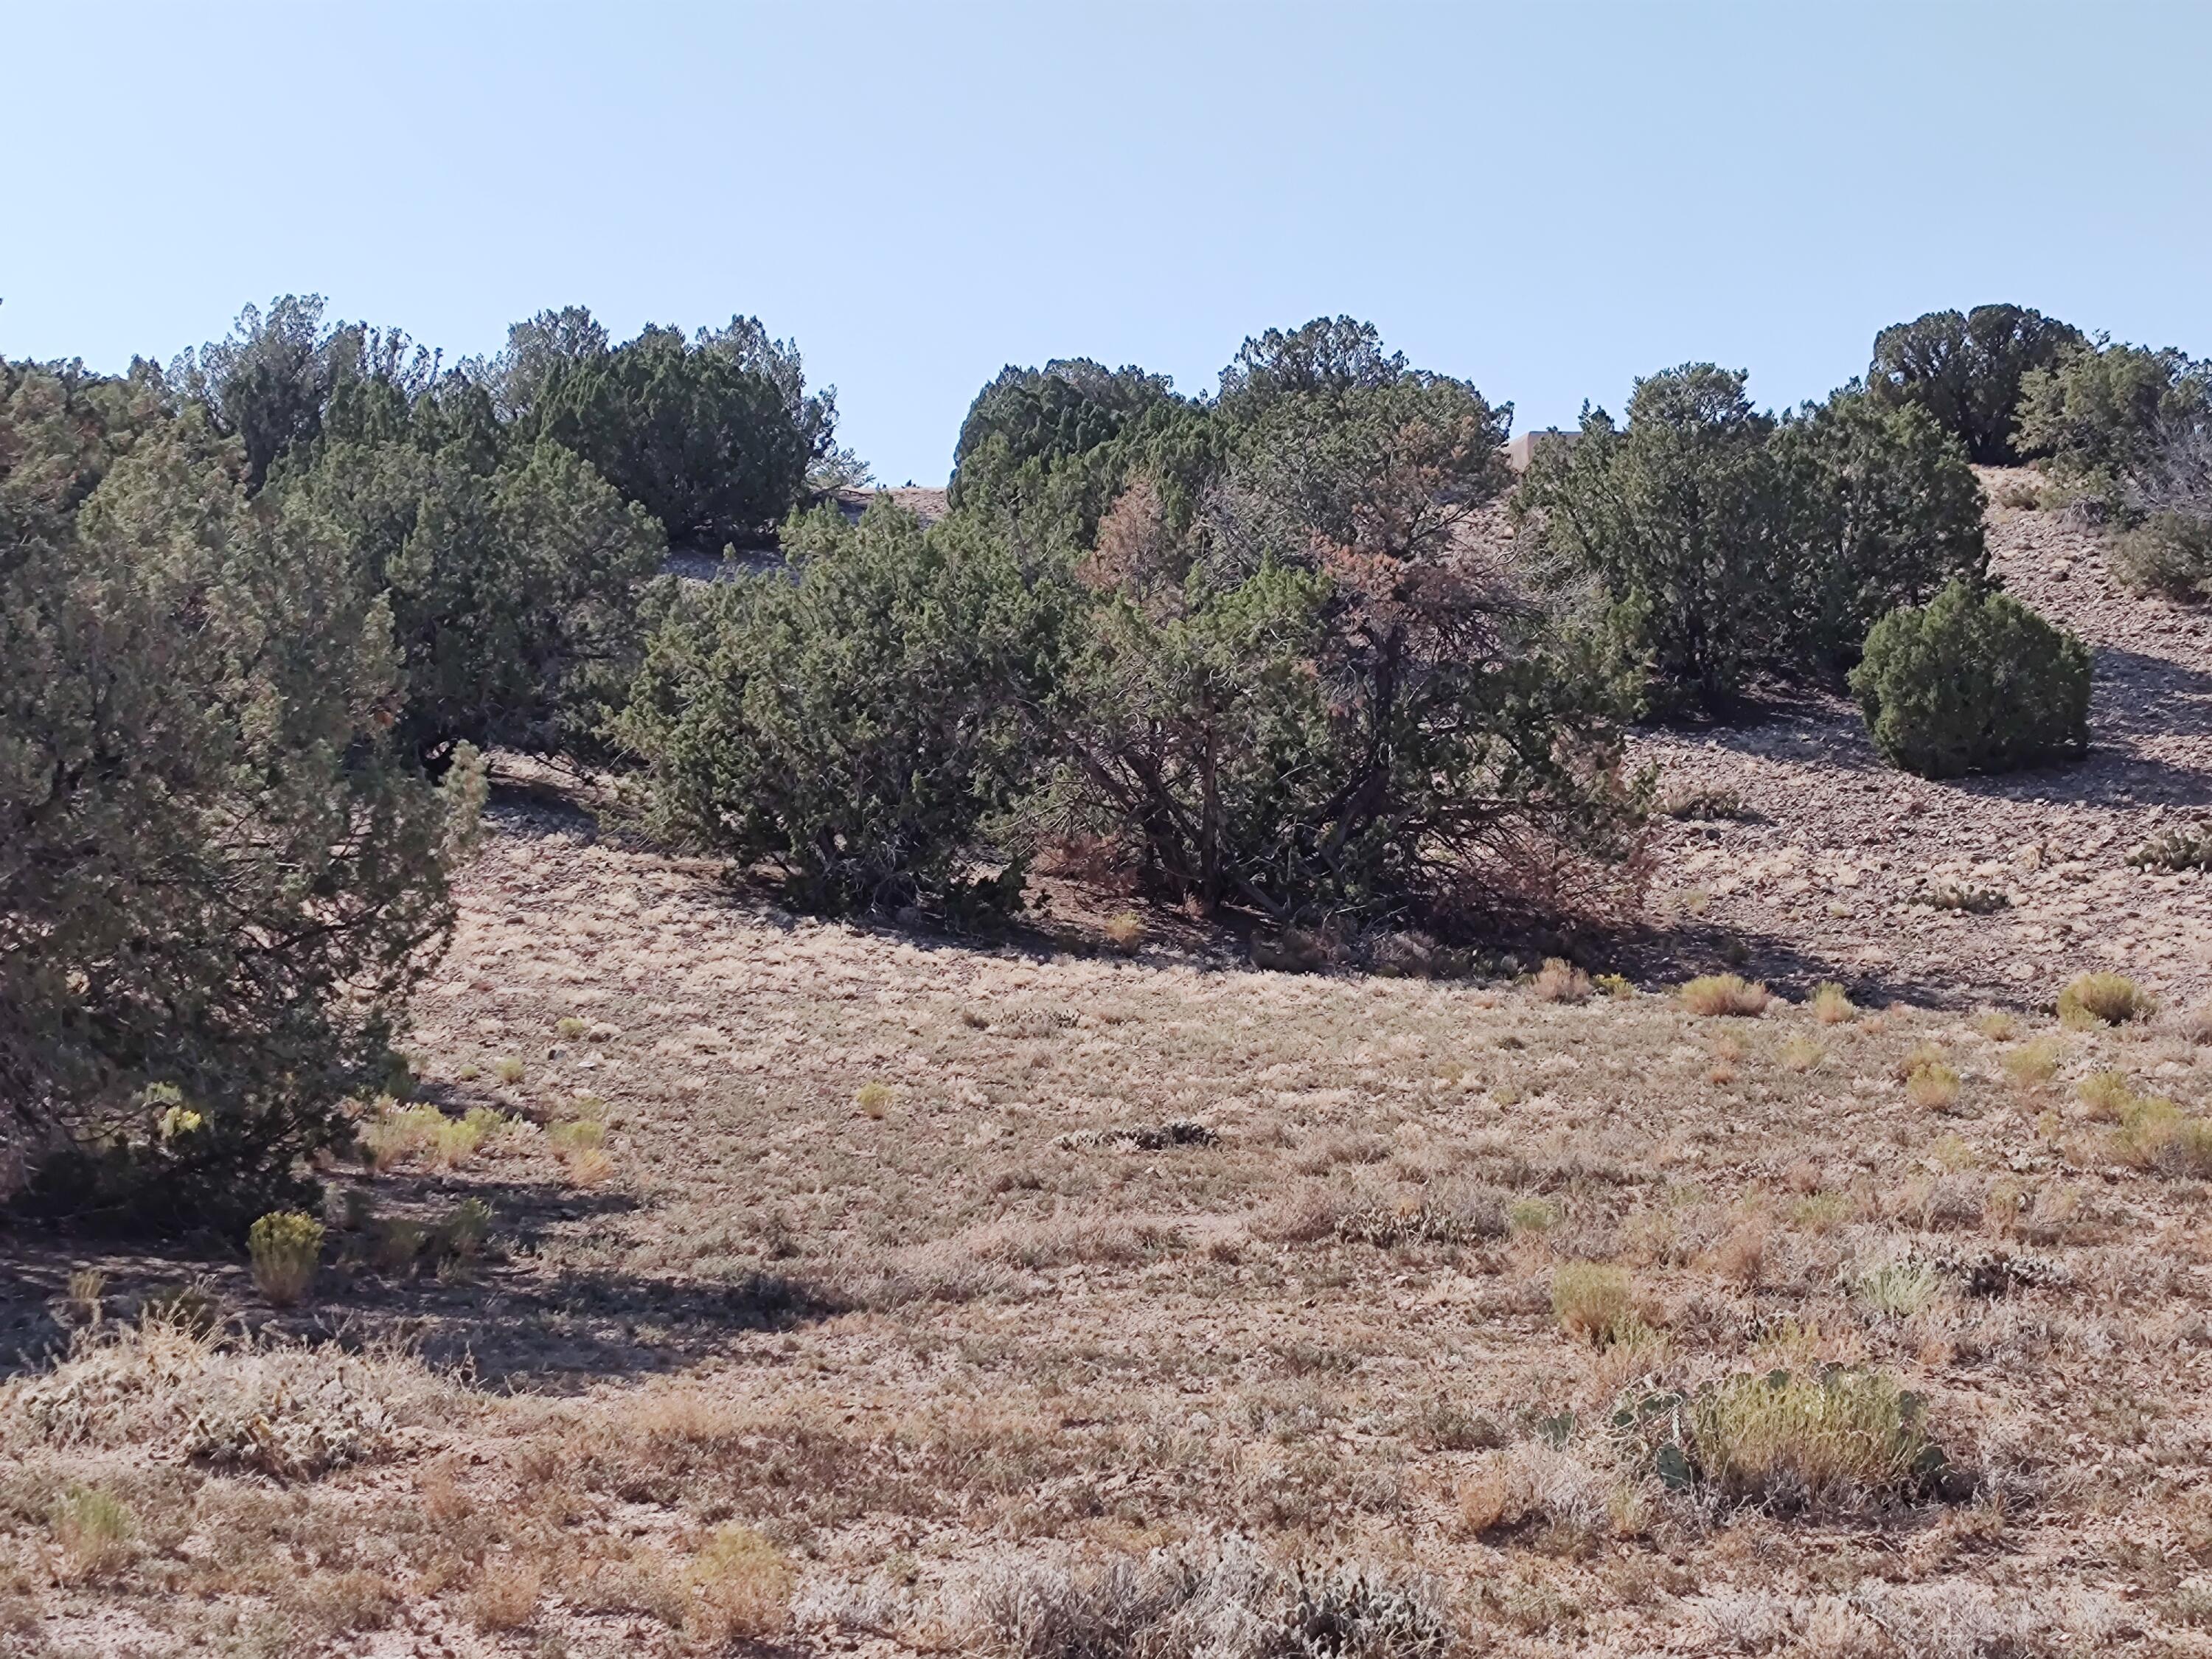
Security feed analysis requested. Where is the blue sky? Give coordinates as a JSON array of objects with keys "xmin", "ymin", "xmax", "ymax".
[{"xmin": 7, "ymin": 1, "xmax": 2207, "ymax": 484}]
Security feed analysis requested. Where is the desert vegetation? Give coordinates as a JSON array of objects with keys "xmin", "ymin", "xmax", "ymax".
[{"xmin": 7, "ymin": 295, "xmax": 2212, "ymax": 1655}]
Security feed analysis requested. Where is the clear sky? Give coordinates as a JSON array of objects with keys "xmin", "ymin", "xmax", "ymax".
[{"xmin": 7, "ymin": 1, "xmax": 2207, "ymax": 485}]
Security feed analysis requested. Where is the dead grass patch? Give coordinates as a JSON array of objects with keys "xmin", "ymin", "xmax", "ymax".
[{"xmin": 1680, "ymin": 975, "xmax": 1770, "ymax": 1017}]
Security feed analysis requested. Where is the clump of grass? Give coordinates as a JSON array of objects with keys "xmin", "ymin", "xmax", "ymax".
[
  {"xmin": 1708, "ymin": 1220, "xmax": 1768, "ymax": 1290},
  {"xmin": 1810, "ymin": 982, "xmax": 1855, "ymax": 1026},
  {"xmin": 375, "ymin": 1219, "xmax": 429, "ymax": 1273},
  {"xmin": 494, "ymin": 1055, "xmax": 527, "ymax": 1085},
  {"xmin": 855, "ymin": 1081, "xmax": 894, "ymax": 1119},
  {"xmin": 247, "ymin": 1211, "xmax": 324, "ymax": 1307},
  {"xmin": 1102, "ymin": 912, "xmax": 1146, "ymax": 956},
  {"xmin": 462, "ymin": 1561, "xmax": 543, "ymax": 1633},
  {"xmin": 566, "ymin": 1147, "xmax": 616, "ymax": 1187},
  {"xmin": 2001, "ymin": 1037, "xmax": 2063, "ymax": 1091},
  {"xmin": 1903, "ymin": 1057, "xmax": 1962, "ymax": 1112},
  {"xmin": 1677, "ymin": 1368, "xmax": 1942, "ymax": 1509},
  {"xmin": 437, "ymin": 1197, "xmax": 494, "ymax": 1262},
  {"xmin": 555, "ymin": 1015, "xmax": 588, "ymax": 1040},
  {"xmin": 1506, "ymin": 1196, "xmax": 1558, "ymax": 1234},
  {"xmin": 1552, "ymin": 1262, "xmax": 1635, "ymax": 1344},
  {"xmin": 2058, "ymin": 972, "xmax": 2150, "ymax": 1029},
  {"xmin": 686, "ymin": 1524, "xmax": 793, "ymax": 1644},
  {"xmin": 1533, "ymin": 958, "xmax": 1592, "ymax": 1004},
  {"xmin": 49, "ymin": 1486, "xmax": 133, "ymax": 1582},
  {"xmin": 66, "ymin": 1268, "xmax": 105, "ymax": 1326},
  {"xmin": 549, "ymin": 1117, "xmax": 605, "ymax": 1153},
  {"xmin": 1680, "ymin": 974, "xmax": 1770, "ymax": 1018},
  {"xmin": 1854, "ymin": 1258, "xmax": 1944, "ymax": 1319},
  {"xmin": 1779, "ymin": 1035, "xmax": 1825, "ymax": 1073},
  {"xmin": 431, "ymin": 1119, "xmax": 493, "ymax": 1168},
  {"xmin": 1977, "ymin": 1009, "xmax": 2020, "ymax": 1043},
  {"xmin": 1894, "ymin": 1042, "xmax": 1944, "ymax": 1082},
  {"xmin": 2077, "ymin": 1068, "xmax": 2137, "ymax": 1121},
  {"xmin": 2110, "ymin": 1096, "xmax": 2212, "ymax": 1176},
  {"xmin": 1593, "ymin": 972, "xmax": 1635, "ymax": 998}
]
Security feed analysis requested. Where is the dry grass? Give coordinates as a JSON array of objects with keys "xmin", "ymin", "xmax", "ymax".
[
  {"xmin": 1677, "ymin": 1368, "xmax": 1941, "ymax": 1512},
  {"xmin": 461, "ymin": 1559, "xmax": 542, "ymax": 1632},
  {"xmin": 1905, "ymin": 1060, "xmax": 1962, "ymax": 1112},
  {"xmin": 1810, "ymin": 982, "xmax": 1855, "ymax": 1025},
  {"xmin": 2058, "ymin": 971, "xmax": 2150, "ymax": 1029},
  {"xmin": 48, "ymin": 1486, "xmax": 133, "ymax": 1583},
  {"xmin": 1552, "ymin": 1262, "xmax": 1635, "ymax": 1343},
  {"xmin": 13, "ymin": 810, "xmax": 2211, "ymax": 1652},
  {"xmin": 1533, "ymin": 957, "xmax": 1593, "ymax": 1004},
  {"xmin": 1102, "ymin": 911, "xmax": 1147, "ymax": 956},
  {"xmin": 1680, "ymin": 974, "xmax": 1771, "ymax": 1017},
  {"xmin": 686, "ymin": 1524, "xmax": 793, "ymax": 1644}
]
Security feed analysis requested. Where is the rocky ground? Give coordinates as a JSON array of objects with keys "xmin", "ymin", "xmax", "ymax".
[{"xmin": 1634, "ymin": 468, "xmax": 2212, "ymax": 1012}]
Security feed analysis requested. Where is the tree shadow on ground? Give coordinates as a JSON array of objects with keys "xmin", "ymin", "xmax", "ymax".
[
  {"xmin": 1612, "ymin": 916, "xmax": 1986, "ymax": 1011},
  {"xmin": 0, "ymin": 1168, "xmax": 843, "ymax": 1391}
]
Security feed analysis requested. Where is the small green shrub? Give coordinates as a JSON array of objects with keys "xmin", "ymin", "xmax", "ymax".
[
  {"xmin": 549, "ymin": 1118, "xmax": 605, "ymax": 1153},
  {"xmin": 437, "ymin": 1198, "xmax": 494, "ymax": 1261},
  {"xmin": 494, "ymin": 1057, "xmax": 526, "ymax": 1085},
  {"xmin": 247, "ymin": 1211, "xmax": 325, "ymax": 1307},
  {"xmin": 1921, "ymin": 882, "xmax": 2010, "ymax": 914},
  {"xmin": 555, "ymin": 1016, "xmax": 588, "ymax": 1040},
  {"xmin": 1506, "ymin": 1196, "xmax": 1558, "ymax": 1234},
  {"xmin": 2001, "ymin": 1036, "xmax": 2063, "ymax": 1089},
  {"xmin": 2057, "ymin": 971, "xmax": 2149, "ymax": 1029},
  {"xmin": 2077, "ymin": 1068, "xmax": 2138, "ymax": 1120},
  {"xmin": 2108, "ymin": 1096, "xmax": 2212, "ymax": 1177},
  {"xmin": 1850, "ymin": 580, "xmax": 2090, "ymax": 779},
  {"xmin": 375, "ymin": 1218, "xmax": 429, "ymax": 1273}
]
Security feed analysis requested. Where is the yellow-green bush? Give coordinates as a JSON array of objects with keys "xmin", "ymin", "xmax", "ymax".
[
  {"xmin": 1682, "ymin": 1368, "xmax": 1940, "ymax": 1509},
  {"xmin": 247, "ymin": 1211, "xmax": 324, "ymax": 1307},
  {"xmin": 2058, "ymin": 972, "xmax": 2149, "ymax": 1029}
]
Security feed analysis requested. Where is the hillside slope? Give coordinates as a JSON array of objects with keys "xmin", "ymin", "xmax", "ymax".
[
  {"xmin": 7, "ymin": 481, "xmax": 2212, "ymax": 1656},
  {"xmin": 1638, "ymin": 469, "xmax": 2212, "ymax": 1010}
]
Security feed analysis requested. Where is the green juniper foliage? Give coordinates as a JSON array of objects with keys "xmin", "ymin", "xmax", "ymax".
[
  {"xmin": 1849, "ymin": 579, "xmax": 2090, "ymax": 779},
  {"xmin": 1865, "ymin": 305, "xmax": 2084, "ymax": 465},
  {"xmin": 617, "ymin": 499, "xmax": 1067, "ymax": 916},
  {"xmin": 524, "ymin": 315, "xmax": 835, "ymax": 551},
  {"xmin": 1, "ymin": 363, "xmax": 479, "ymax": 1229},
  {"xmin": 1517, "ymin": 365, "xmax": 1985, "ymax": 708},
  {"xmin": 282, "ymin": 379, "xmax": 665, "ymax": 768},
  {"xmin": 1044, "ymin": 328, "xmax": 1644, "ymax": 928}
]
